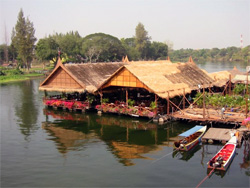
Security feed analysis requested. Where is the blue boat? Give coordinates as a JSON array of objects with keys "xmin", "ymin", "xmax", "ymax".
[{"xmin": 174, "ymin": 125, "xmax": 207, "ymax": 151}]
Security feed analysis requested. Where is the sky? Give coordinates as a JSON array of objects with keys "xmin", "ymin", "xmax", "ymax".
[{"xmin": 0, "ymin": 0, "xmax": 249, "ymax": 49}]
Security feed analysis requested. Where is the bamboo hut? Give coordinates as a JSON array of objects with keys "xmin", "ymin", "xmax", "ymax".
[
  {"xmin": 97, "ymin": 58, "xmax": 215, "ymax": 116},
  {"xmin": 39, "ymin": 58, "xmax": 125, "ymax": 93},
  {"xmin": 100, "ymin": 60, "xmax": 214, "ymax": 98},
  {"xmin": 39, "ymin": 58, "xmax": 126, "ymax": 112}
]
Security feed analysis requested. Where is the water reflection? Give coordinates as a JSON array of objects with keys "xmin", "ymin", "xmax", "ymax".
[
  {"xmin": 15, "ymin": 80, "xmax": 40, "ymax": 139},
  {"xmin": 42, "ymin": 109, "xmax": 192, "ymax": 166},
  {"xmin": 172, "ymin": 145, "xmax": 202, "ymax": 161},
  {"xmin": 240, "ymin": 139, "xmax": 250, "ymax": 176},
  {"xmin": 42, "ymin": 122, "xmax": 96, "ymax": 154}
]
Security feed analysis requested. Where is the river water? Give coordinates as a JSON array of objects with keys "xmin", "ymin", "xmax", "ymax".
[{"xmin": 1, "ymin": 62, "xmax": 249, "ymax": 187}]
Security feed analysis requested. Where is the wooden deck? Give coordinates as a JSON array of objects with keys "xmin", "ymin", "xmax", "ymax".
[
  {"xmin": 201, "ymin": 127, "xmax": 250, "ymax": 146},
  {"xmin": 171, "ymin": 107, "xmax": 246, "ymax": 125},
  {"xmin": 202, "ymin": 128, "xmax": 234, "ymax": 143}
]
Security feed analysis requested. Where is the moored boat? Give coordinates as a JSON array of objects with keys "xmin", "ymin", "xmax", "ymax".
[
  {"xmin": 174, "ymin": 126, "xmax": 207, "ymax": 151},
  {"xmin": 207, "ymin": 136, "xmax": 237, "ymax": 171}
]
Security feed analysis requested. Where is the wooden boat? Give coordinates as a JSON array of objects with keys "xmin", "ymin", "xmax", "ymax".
[
  {"xmin": 174, "ymin": 126, "xmax": 207, "ymax": 151},
  {"xmin": 207, "ymin": 136, "xmax": 237, "ymax": 171}
]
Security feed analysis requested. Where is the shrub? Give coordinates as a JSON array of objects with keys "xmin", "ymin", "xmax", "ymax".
[
  {"xmin": 3, "ymin": 69, "xmax": 23, "ymax": 76},
  {"xmin": 0, "ymin": 70, "xmax": 5, "ymax": 76},
  {"xmin": 128, "ymin": 99, "xmax": 135, "ymax": 106}
]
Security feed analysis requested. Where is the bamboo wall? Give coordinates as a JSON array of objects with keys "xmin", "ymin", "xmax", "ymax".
[
  {"xmin": 102, "ymin": 68, "xmax": 150, "ymax": 90},
  {"xmin": 46, "ymin": 67, "xmax": 82, "ymax": 88}
]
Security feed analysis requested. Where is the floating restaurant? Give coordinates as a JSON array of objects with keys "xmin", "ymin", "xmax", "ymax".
[{"xmin": 39, "ymin": 56, "xmax": 249, "ymax": 124}]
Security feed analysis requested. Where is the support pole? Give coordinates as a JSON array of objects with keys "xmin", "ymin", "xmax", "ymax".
[
  {"xmin": 126, "ymin": 89, "xmax": 128, "ymax": 106},
  {"xmin": 203, "ymin": 84, "xmax": 205, "ymax": 119},
  {"xmin": 155, "ymin": 94, "xmax": 158, "ymax": 116},
  {"xmin": 246, "ymin": 71, "xmax": 249, "ymax": 118},
  {"xmin": 43, "ymin": 90, "xmax": 48, "ymax": 103},
  {"xmin": 167, "ymin": 91, "xmax": 170, "ymax": 115},
  {"xmin": 229, "ymin": 74, "xmax": 232, "ymax": 96},
  {"xmin": 183, "ymin": 88, "xmax": 185, "ymax": 109},
  {"xmin": 99, "ymin": 91, "xmax": 103, "ymax": 105}
]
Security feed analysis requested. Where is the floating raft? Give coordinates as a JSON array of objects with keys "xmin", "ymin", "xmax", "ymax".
[
  {"xmin": 171, "ymin": 108, "xmax": 245, "ymax": 126},
  {"xmin": 202, "ymin": 128, "xmax": 232, "ymax": 144}
]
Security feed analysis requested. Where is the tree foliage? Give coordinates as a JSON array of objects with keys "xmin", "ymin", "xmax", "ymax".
[
  {"xmin": 170, "ymin": 46, "xmax": 250, "ymax": 63},
  {"xmin": 35, "ymin": 37, "xmax": 59, "ymax": 67},
  {"xmin": 120, "ymin": 38, "xmax": 139, "ymax": 60},
  {"xmin": 149, "ymin": 41, "xmax": 168, "ymax": 60},
  {"xmin": 3, "ymin": 14, "xmax": 249, "ymax": 66},
  {"xmin": 11, "ymin": 9, "xmax": 36, "ymax": 71},
  {"xmin": 135, "ymin": 22, "xmax": 151, "ymax": 59},
  {"xmin": 82, "ymin": 33, "xmax": 126, "ymax": 62},
  {"xmin": 50, "ymin": 31, "xmax": 82, "ymax": 62}
]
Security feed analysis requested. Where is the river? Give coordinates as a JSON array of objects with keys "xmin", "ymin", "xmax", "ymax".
[{"xmin": 1, "ymin": 62, "xmax": 249, "ymax": 187}]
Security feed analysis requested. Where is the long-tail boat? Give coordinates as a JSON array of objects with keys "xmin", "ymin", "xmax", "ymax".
[
  {"xmin": 174, "ymin": 126, "xmax": 207, "ymax": 151},
  {"xmin": 207, "ymin": 136, "xmax": 237, "ymax": 171}
]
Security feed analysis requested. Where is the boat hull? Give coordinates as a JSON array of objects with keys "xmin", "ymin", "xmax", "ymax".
[
  {"xmin": 207, "ymin": 136, "xmax": 237, "ymax": 171},
  {"xmin": 174, "ymin": 126, "xmax": 207, "ymax": 151}
]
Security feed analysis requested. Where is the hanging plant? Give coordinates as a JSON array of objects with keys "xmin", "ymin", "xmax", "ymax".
[
  {"xmin": 128, "ymin": 99, "xmax": 135, "ymax": 107},
  {"xmin": 87, "ymin": 94, "xmax": 95, "ymax": 104},
  {"xmin": 101, "ymin": 98, "xmax": 109, "ymax": 104},
  {"xmin": 150, "ymin": 101, "xmax": 157, "ymax": 110}
]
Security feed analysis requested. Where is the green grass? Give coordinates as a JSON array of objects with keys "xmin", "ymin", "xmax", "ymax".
[{"xmin": 0, "ymin": 69, "xmax": 44, "ymax": 83}]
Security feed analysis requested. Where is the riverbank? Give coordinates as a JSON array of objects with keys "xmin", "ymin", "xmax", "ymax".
[
  {"xmin": 0, "ymin": 73, "xmax": 44, "ymax": 83},
  {"xmin": 0, "ymin": 66, "xmax": 51, "ymax": 83}
]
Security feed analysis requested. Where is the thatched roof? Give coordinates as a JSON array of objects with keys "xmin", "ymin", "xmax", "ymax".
[
  {"xmin": 100, "ymin": 60, "xmax": 214, "ymax": 98},
  {"xmin": 64, "ymin": 63, "xmax": 125, "ymax": 93},
  {"xmin": 208, "ymin": 67, "xmax": 245, "ymax": 87},
  {"xmin": 39, "ymin": 58, "xmax": 125, "ymax": 93},
  {"xmin": 232, "ymin": 75, "xmax": 249, "ymax": 84},
  {"xmin": 209, "ymin": 71, "xmax": 231, "ymax": 87}
]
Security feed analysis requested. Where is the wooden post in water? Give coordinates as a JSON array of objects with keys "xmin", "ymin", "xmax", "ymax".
[{"xmin": 203, "ymin": 84, "xmax": 205, "ymax": 119}]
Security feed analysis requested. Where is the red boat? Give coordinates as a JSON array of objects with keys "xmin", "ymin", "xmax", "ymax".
[{"xmin": 207, "ymin": 136, "xmax": 237, "ymax": 171}]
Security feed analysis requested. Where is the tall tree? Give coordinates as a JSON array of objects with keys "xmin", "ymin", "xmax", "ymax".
[
  {"xmin": 135, "ymin": 22, "xmax": 151, "ymax": 59},
  {"xmin": 35, "ymin": 37, "xmax": 59, "ymax": 68},
  {"xmin": 11, "ymin": 9, "xmax": 37, "ymax": 71}
]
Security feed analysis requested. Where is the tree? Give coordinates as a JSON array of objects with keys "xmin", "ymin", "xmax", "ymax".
[
  {"xmin": 51, "ymin": 31, "xmax": 83, "ymax": 62},
  {"xmin": 82, "ymin": 33, "xmax": 125, "ymax": 62},
  {"xmin": 11, "ymin": 9, "xmax": 37, "ymax": 71},
  {"xmin": 135, "ymin": 22, "xmax": 151, "ymax": 59},
  {"xmin": 120, "ymin": 38, "xmax": 139, "ymax": 60},
  {"xmin": 209, "ymin": 48, "xmax": 220, "ymax": 58},
  {"xmin": 35, "ymin": 37, "xmax": 59, "ymax": 68},
  {"xmin": 149, "ymin": 41, "xmax": 168, "ymax": 60}
]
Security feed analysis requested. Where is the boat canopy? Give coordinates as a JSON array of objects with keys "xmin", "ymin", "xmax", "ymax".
[{"xmin": 179, "ymin": 125, "xmax": 204, "ymax": 137}]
